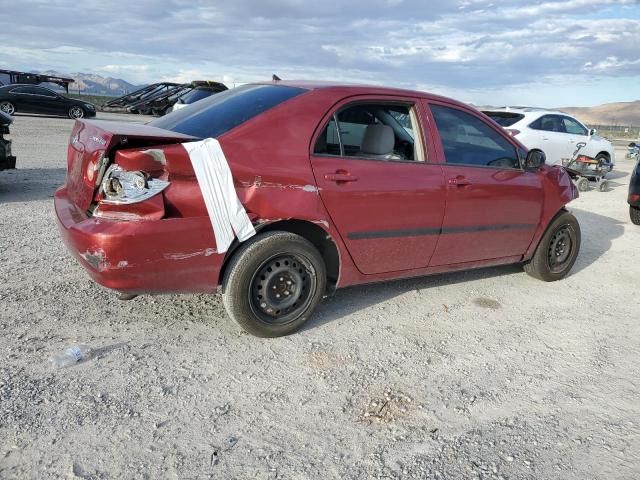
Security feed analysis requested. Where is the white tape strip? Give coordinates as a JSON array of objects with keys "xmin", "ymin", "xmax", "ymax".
[{"xmin": 182, "ymin": 138, "xmax": 256, "ymax": 254}]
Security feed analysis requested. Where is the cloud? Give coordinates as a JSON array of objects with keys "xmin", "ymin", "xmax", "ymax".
[{"xmin": 0, "ymin": 0, "xmax": 639, "ymax": 105}]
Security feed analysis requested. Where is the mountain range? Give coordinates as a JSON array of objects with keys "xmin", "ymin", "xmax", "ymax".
[
  {"xmin": 41, "ymin": 71, "xmax": 142, "ymax": 96},
  {"xmin": 560, "ymin": 101, "xmax": 640, "ymax": 127}
]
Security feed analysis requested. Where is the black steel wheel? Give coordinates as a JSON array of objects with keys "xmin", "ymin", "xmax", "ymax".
[
  {"xmin": 547, "ymin": 225, "xmax": 574, "ymax": 274},
  {"xmin": 222, "ymin": 231, "xmax": 326, "ymax": 337},
  {"xmin": 524, "ymin": 211, "xmax": 580, "ymax": 281},
  {"xmin": 249, "ymin": 253, "xmax": 317, "ymax": 325}
]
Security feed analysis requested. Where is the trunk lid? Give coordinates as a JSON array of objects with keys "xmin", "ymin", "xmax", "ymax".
[{"xmin": 66, "ymin": 119, "xmax": 195, "ymax": 211}]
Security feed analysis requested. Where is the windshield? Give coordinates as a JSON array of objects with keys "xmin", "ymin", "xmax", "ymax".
[{"xmin": 151, "ymin": 84, "xmax": 307, "ymax": 139}]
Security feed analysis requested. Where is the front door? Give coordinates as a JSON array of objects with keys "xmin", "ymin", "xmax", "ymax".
[
  {"xmin": 427, "ymin": 102, "xmax": 543, "ymax": 266},
  {"xmin": 310, "ymin": 99, "xmax": 445, "ymax": 275}
]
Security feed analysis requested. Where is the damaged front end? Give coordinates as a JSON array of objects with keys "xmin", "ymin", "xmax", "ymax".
[{"xmin": 0, "ymin": 111, "xmax": 16, "ymax": 171}]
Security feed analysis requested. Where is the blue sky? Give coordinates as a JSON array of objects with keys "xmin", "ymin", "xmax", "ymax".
[{"xmin": 1, "ymin": 0, "xmax": 639, "ymax": 107}]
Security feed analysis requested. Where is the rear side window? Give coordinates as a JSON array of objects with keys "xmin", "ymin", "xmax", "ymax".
[
  {"xmin": 151, "ymin": 84, "xmax": 306, "ymax": 138},
  {"xmin": 431, "ymin": 104, "xmax": 520, "ymax": 169},
  {"xmin": 482, "ymin": 111, "xmax": 524, "ymax": 127},
  {"xmin": 530, "ymin": 114, "xmax": 565, "ymax": 133},
  {"xmin": 313, "ymin": 102, "xmax": 424, "ymax": 161}
]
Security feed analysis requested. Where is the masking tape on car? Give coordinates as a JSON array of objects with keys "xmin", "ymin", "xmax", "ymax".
[{"xmin": 182, "ymin": 138, "xmax": 256, "ymax": 254}]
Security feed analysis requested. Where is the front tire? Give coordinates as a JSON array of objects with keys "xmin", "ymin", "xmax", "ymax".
[
  {"xmin": 222, "ymin": 231, "xmax": 326, "ymax": 337},
  {"xmin": 0, "ymin": 101, "xmax": 15, "ymax": 115},
  {"xmin": 524, "ymin": 211, "xmax": 581, "ymax": 281},
  {"xmin": 630, "ymin": 206, "xmax": 640, "ymax": 226},
  {"xmin": 68, "ymin": 106, "xmax": 85, "ymax": 119}
]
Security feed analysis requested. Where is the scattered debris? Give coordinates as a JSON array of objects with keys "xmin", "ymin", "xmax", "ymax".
[{"xmin": 473, "ymin": 297, "xmax": 502, "ymax": 310}]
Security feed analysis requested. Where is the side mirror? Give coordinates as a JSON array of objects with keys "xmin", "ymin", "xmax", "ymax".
[
  {"xmin": 525, "ymin": 150, "xmax": 545, "ymax": 169},
  {"xmin": 589, "ymin": 128, "xmax": 597, "ymax": 136}
]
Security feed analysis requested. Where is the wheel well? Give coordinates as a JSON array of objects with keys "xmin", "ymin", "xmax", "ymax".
[
  {"xmin": 219, "ymin": 220, "xmax": 340, "ymax": 295},
  {"xmin": 596, "ymin": 151, "xmax": 610, "ymax": 160}
]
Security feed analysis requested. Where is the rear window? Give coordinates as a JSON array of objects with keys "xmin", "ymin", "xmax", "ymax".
[
  {"xmin": 151, "ymin": 84, "xmax": 306, "ymax": 138},
  {"xmin": 482, "ymin": 111, "xmax": 524, "ymax": 127}
]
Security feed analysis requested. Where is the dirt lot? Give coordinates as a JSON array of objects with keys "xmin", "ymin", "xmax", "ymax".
[{"xmin": 1, "ymin": 113, "xmax": 638, "ymax": 479}]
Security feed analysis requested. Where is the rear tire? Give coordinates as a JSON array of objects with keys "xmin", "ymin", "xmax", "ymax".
[
  {"xmin": 524, "ymin": 211, "xmax": 581, "ymax": 281},
  {"xmin": 0, "ymin": 101, "xmax": 15, "ymax": 115},
  {"xmin": 222, "ymin": 231, "xmax": 326, "ymax": 337},
  {"xmin": 68, "ymin": 106, "xmax": 85, "ymax": 119},
  {"xmin": 630, "ymin": 206, "xmax": 640, "ymax": 226}
]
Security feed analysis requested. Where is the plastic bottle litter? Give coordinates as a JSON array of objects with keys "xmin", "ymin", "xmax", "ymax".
[{"xmin": 49, "ymin": 345, "xmax": 92, "ymax": 368}]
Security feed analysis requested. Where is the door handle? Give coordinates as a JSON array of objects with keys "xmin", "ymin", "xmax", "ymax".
[
  {"xmin": 325, "ymin": 172, "xmax": 358, "ymax": 183},
  {"xmin": 448, "ymin": 175, "xmax": 471, "ymax": 187},
  {"xmin": 542, "ymin": 136, "xmax": 549, "ymax": 140}
]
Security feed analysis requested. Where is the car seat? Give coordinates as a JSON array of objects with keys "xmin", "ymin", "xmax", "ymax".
[{"xmin": 357, "ymin": 124, "xmax": 399, "ymax": 160}]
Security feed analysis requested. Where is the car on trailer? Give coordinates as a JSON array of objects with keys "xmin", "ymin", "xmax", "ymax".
[{"xmin": 55, "ymin": 81, "xmax": 581, "ymax": 337}]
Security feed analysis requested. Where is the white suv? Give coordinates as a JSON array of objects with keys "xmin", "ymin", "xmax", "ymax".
[{"xmin": 482, "ymin": 107, "xmax": 615, "ymax": 169}]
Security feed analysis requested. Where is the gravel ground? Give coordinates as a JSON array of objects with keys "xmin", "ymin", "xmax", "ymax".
[{"xmin": 0, "ymin": 112, "xmax": 639, "ymax": 479}]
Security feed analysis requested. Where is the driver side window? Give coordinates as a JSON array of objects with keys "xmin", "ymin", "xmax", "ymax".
[
  {"xmin": 430, "ymin": 104, "xmax": 520, "ymax": 169},
  {"xmin": 313, "ymin": 102, "xmax": 425, "ymax": 162}
]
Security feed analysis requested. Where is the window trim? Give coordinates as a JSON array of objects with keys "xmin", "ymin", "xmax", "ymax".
[
  {"xmin": 428, "ymin": 100, "xmax": 525, "ymax": 171},
  {"xmin": 311, "ymin": 98, "xmax": 429, "ymax": 164}
]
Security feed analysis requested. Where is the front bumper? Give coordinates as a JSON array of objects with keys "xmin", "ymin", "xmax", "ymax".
[
  {"xmin": 54, "ymin": 186, "xmax": 221, "ymax": 294},
  {"xmin": 0, "ymin": 154, "xmax": 16, "ymax": 171}
]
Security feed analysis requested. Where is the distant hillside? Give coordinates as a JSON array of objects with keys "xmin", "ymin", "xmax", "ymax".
[
  {"xmin": 559, "ymin": 100, "xmax": 640, "ymax": 126},
  {"xmin": 41, "ymin": 71, "xmax": 142, "ymax": 96}
]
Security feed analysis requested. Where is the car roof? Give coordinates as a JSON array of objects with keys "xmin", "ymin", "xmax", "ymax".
[
  {"xmin": 0, "ymin": 83, "xmax": 58, "ymax": 91},
  {"xmin": 250, "ymin": 80, "xmax": 471, "ymax": 107},
  {"xmin": 482, "ymin": 106, "xmax": 569, "ymax": 116}
]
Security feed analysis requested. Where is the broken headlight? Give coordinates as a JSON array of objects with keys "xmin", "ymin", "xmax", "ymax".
[{"xmin": 100, "ymin": 164, "xmax": 169, "ymax": 204}]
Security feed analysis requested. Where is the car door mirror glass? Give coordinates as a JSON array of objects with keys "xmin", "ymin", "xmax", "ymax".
[
  {"xmin": 589, "ymin": 128, "xmax": 597, "ymax": 136},
  {"xmin": 525, "ymin": 150, "xmax": 545, "ymax": 169}
]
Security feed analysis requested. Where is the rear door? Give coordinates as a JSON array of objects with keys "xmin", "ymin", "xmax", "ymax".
[
  {"xmin": 30, "ymin": 87, "xmax": 63, "ymax": 114},
  {"xmin": 427, "ymin": 102, "xmax": 543, "ymax": 266},
  {"xmin": 529, "ymin": 114, "xmax": 569, "ymax": 165},
  {"xmin": 310, "ymin": 97, "xmax": 446, "ymax": 275}
]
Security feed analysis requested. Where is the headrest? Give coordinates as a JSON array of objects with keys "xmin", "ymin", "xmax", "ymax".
[{"xmin": 360, "ymin": 124, "xmax": 394, "ymax": 155}]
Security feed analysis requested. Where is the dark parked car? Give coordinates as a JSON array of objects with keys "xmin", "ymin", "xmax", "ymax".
[
  {"xmin": 0, "ymin": 110, "xmax": 16, "ymax": 171},
  {"xmin": 629, "ymin": 154, "xmax": 640, "ymax": 225},
  {"xmin": 0, "ymin": 84, "xmax": 96, "ymax": 119},
  {"xmin": 55, "ymin": 82, "xmax": 580, "ymax": 337}
]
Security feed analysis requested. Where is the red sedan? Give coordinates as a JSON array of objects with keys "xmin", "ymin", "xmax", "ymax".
[{"xmin": 55, "ymin": 81, "xmax": 581, "ymax": 337}]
